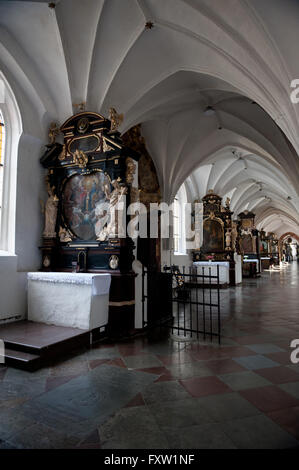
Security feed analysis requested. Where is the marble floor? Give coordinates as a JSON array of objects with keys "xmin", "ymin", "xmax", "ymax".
[{"xmin": 0, "ymin": 263, "xmax": 299, "ymax": 449}]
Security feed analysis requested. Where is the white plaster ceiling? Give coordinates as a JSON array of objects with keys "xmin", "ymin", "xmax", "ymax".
[{"xmin": 0, "ymin": 0, "xmax": 299, "ymax": 237}]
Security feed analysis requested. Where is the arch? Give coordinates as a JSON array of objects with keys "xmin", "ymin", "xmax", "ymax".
[
  {"xmin": 0, "ymin": 72, "xmax": 22, "ymax": 254},
  {"xmin": 279, "ymin": 232, "xmax": 299, "ymax": 244}
]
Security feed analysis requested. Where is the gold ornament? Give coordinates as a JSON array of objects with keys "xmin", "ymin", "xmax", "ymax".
[
  {"xmin": 48, "ymin": 122, "xmax": 60, "ymax": 145},
  {"xmin": 58, "ymin": 144, "xmax": 66, "ymax": 161},
  {"xmin": 109, "ymin": 107, "xmax": 123, "ymax": 133},
  {"xmin": 73, "ymin": 149, "xmax": 88, "ymax": 168}
]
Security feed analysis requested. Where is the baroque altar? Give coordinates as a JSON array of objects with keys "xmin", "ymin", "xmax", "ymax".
[
  {"xmin": 40, "ymin": 111, "xmax": 140, "ymax": 336},
  {"xmin": 238, "ymin": 210, "xmax": 261, "ymax": 277},
  {"xmin": 192, "ymin": 191, "xmax": 238, "ymax": 286}
]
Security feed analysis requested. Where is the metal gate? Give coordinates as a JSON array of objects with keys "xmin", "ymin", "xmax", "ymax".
[{"xmin": 142, "ymin": 265, "xmax": 221, "ymax": 343}]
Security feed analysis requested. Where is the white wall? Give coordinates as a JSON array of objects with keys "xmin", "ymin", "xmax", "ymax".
[
  {"xmin": 0, "ymin": 134, "xmax": 44, "ymax": 322},
  {"xmin": 0, "ymin": 253, "xmax": 26, "ymax": 323},
  {"xmin": 0, "ymin": 75, "xmax": 45, "ymax": 323},
  {"xmin": 15, "ymin": 134, "xmax": 45, "ymax": 272}
]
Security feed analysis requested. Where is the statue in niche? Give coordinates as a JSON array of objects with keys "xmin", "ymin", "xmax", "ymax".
[
  {"xmin": 109, "ymin": 107, "xmax": 123, "ymax": 134},
  {"xmin": 95, "ymin": 179, "xmax": 128, "ymax": 240},
  {"xmin": 43, "ymin": 184, "xmax": 59, "ymax": 238}
]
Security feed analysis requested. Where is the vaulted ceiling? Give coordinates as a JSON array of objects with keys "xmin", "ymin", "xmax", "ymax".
[{"xmin": 0, "ymin": 0, "xmax": 299, "ymax": 238}]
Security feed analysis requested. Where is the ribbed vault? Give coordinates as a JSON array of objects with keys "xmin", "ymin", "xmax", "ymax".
[{"xmin": 0, "ymin": 0, "xmax": 299, "ymax": 237}]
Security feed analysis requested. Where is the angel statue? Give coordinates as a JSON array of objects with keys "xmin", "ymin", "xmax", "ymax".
[
  {"xmin": 109, "ymin": 107, "xmax": 124, "ymax": 134},
  {"xmin": 48, "ymin": 122, "xmax": 60, "ymax": 145},
  {"xmin": 95, "ymin": 179, "xmax": 127, "ymax": 240},
  {"xmin": 42, "ymin": 185, "xmax": 59, "ymax": 238}
]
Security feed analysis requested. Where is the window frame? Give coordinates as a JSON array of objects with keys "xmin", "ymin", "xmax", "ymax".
[
  {"xmin": 0, "ymin": 74, "xmax": 22, "ymax": 255},
  {"xmin": 173, "ymin": 184, "xmax": 187, "ymax": 256}
]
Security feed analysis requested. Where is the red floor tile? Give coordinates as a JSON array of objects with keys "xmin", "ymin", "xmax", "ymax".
[
  {"xmin": 240, "ymin": 385, "xmax": 299, "ymax": 413},
  {"xmin": 267, "ymin": 406, "xmax": 299, "ymax": 440},
  {"xmin": 124, "ymin": 393, "xmax": 145, "ymax": 408},
  {"xmin": 89, "ymin": 359, "xmax": 110, "ymax": 370},
  {"xmin": 108, "ymin": 358, "xmax": 127, "ymax": 368},
  {"xmin": 189, "ymin": 348, "xmax": 220, "ymax": 361},
  {"xmin": 255, "ymin": 366, "xmax": 299, "ymax": 384},
  {"xmin": 206, "ymin": 358, "xmax": 246, "ymax": 375},
  {"xmin": 264, "ymin": 352, "xmax": 293, "ymax": 365},
  {"xmin": 180, "ymin": 376, "xmax": 232, "ymax": 398},
  {"xmin": 154, "ymin": 373, "xmax": 176, "ymax": 382}
]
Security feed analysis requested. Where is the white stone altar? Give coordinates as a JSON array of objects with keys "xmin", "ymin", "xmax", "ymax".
[
  {"xmin": 193, "ymin": 261, "xmax": 230, "ymax": 285},
  {"xmin": 27, "ymin": 272, "xmax": 111, "ymax": 330}
]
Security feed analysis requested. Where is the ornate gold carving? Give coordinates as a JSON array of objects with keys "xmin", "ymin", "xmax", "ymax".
[
  {"xmin": 102, "ymin": 138, "xmax": 114, "ymax": 152},
  {"xmin": 109, "ymin": 107, "xmax": 123, "ymax": 133},
  {"xmin": 48, "ymin": 122, "xmax": 60, "ymax": 145},
  {"xmin": 77, "ymin": 117, "xmax": 89, "ymax": 134},
  {"xmin": 73, "ymin": 102, "xmax": 86, "ymax": 112},
  {"xmin": 59, "ymin": 226, "xmax": 73, "ymax": 243},
  {"xmin": 73, "ymin": 149, "xmax": 88, "ymax": 168},
  {"xmin": 126, "ymin": 157, "xmax": 136, "ymax": 185},
  {"xmin": 58, "ymin": 144, "xmax": 66, "ymax": 161}
]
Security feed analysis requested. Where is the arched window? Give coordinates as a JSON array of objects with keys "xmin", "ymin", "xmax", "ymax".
[
  {"xmin": 173, "ymin": 184, "xmax": 187, "ymax": 255},
  {"xmin": 0, "ymin": 73, "xmax": 22, "ymax": 254},
  {"xmin": 0, "ymin": 110, "xmax": 5, "ymax": 235}
]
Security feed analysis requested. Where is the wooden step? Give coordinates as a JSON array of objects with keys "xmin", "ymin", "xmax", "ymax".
[
  {"xmin": 0, "ymin": 321, "xmax": 91, "ymax": 370},
  {"xmin": 3, "ymin": 348, "xmax": 41, "ymax": 371}
]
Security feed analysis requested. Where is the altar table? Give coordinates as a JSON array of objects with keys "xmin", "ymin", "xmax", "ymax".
[
  {"xmin": 193, "ymin": 261, "xmax": 230, "ymax": 285},
  {"xmin": 28, "ymin": 272, "xmax": 111, "ymax": 330},
  {"xmin": 243, "ymin": 258, "xmax": 260, "ymax": 272}
]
